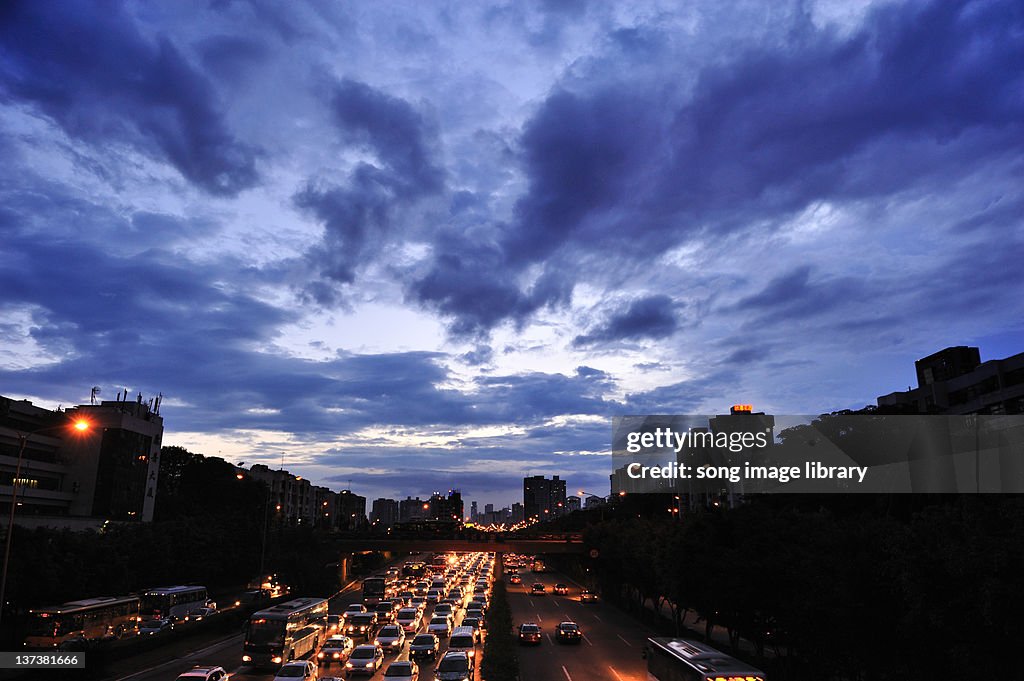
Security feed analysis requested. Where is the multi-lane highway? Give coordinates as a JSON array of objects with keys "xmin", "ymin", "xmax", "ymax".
[
  {"xmin": 506, "ymin": 571, "xmax": 648, "ymax": 681},
  {"xmin": 106, "ymin": 556, "xmax": 652, "ymax": 681}
]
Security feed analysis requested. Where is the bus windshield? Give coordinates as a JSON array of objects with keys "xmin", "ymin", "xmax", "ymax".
[{"xmin": 246, "ymin": 620, "xmax": 285, "ymax": 647}]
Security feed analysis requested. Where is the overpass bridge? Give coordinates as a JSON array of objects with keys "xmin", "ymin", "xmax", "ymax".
[{"xmin": 330, "ymin": 535, "xmax": 587, "ymax": 581}]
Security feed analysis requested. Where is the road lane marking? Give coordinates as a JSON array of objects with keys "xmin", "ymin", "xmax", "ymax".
[
  {"xmin": 593, "ymin": 614, "xmax": 602, "ymax": 621},
  {"xmin": 609, "ymin": 666, "xmax": 625, "ymax": 681},
  {"xmin": 547, "ymin": 633, "xmax": 554, "ymax": 645},
  {"xmin": 562, "ymin": 665, "xmax": 573, "ymax": 681},
  {"xmin": 617, "ymin": 634, "xmax": 632, "ymax": 646},
  {"xmin": 581, "ymin": 632, "xmax": 594, "ymax": 646}
]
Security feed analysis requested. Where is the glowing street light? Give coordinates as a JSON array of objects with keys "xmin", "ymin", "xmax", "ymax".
[{"xmin": 1, "ymin": 416, "xmax": 92, "ymax": 625}]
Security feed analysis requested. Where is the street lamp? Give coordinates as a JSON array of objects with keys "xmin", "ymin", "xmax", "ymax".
[
  {"xmin": 577, "ymin": 490, "xmax": 608, "ymax": 522},
  {"xmin": 1, "ymin": 417, "xmax": 91, "ymax": 626}
]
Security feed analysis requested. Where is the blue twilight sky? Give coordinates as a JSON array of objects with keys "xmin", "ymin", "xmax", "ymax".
[{"xmin": 1, "ymin": 0, "xmax": 1021, "ymax": 508}]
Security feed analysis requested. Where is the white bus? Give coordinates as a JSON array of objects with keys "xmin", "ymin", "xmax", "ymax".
[
  {"xmin": 139, "ymin": 585, "xmax": 209, "ymax": 621},
  {"xmin": 242, "ymin": 597, "xmax": 329, "ymax": 668},
  {"xmin": 24, "ymin": 595, "xmax": 140, "ymax": 649},
  {"xmin": 644, "ymin": 638, "xmax": 767, "ymax": 681}
]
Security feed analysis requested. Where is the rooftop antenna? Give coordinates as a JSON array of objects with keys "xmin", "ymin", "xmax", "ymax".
[{"xmin": 90, "ymin": 386, "xmax": 101, "ymax": 405}]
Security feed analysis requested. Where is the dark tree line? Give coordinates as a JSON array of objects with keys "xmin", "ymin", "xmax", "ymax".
[
  {"xmin": 5, "ymin": 446, "xmax": 355, "ymax": 644},
  {"xmin": 579, "ymin": 495, "xmax": 1024, "ymax": 681}
]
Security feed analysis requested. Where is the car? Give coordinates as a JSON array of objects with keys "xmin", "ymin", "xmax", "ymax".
[
  {"xmin": 409, "ymin": 633, "xmax": 440, "ymax": 660},
  {"xmin": 460, "ymin": 616, "xmax": 484, "ymax": 642},
  {"xmin": 139, "ymin": 618, "xmax": 174, "ymax": 635},
  {"xmin": 318, "ymin": 635, "xmax": 355, "ymax": 666},
  {"xmin": 518, "ymin": 622, "xmax": 542, "ymax": 645},
  {"xmin": 185, "ymin": 606, "xmax": 217, "ymax": 621},
  {"xmin": 344, "ymin": 644, "xmax": 384, "ymax": 676},
  {"xmin": 530, "ymin": 583, "xmax": 546, "ymax": 596},
  {"xmin": 344, "ymin": 604, "xmax": 367, "ymax": 619},
  {"xmin": 434, "ymin": 651, "xmax": 473, "ymax": 681},
  {"xmin": 326, "ymin": 614, "xmax": 343, "ymax": 633},
  {"xmin": 374, "ymin": 602, "xmax": 397, "ymax": 623},
  {"xmin": 175, "ymin": 666, "xmax": 230, "ymax": 681},
  {"xmin": 344, "ymin": 613, "xmax": 378, "ymax": 639},
  {"xmin": 553, "ymin": 584, "xmax": 569, "ymax": 595},
  {"xmin": 396, "ymin": 607, "xmax": 421, "ymax": 632},
  {"xmin": 555, "ymin": 621, "xmax": 582, "ymax": 643},
  {"xmin": 374, "ymin": 624, "xmax": 406, "ymax": 652},
  {"xmin": 425, "ymin": 590, "xmax": 441, "ymax": 603},
  {"xmin": 464, "ymin": 605, "xmax": 484, "ymax": 620},
  {"xmin": 433, "ymin": 603, "xmax": 455, "ymax": 618},
  {"xmin": 273, "ymin": 660, "xmax": 317, "ymax": 680},
  {"xmin": 508, "ymin": 574, "xmax": 522, "ymax": 584},
  {"xmin": 383, "ymin": 660, "xmax": 419, "ymax": 681},
  {"xmin": 579, "ymin": 590, "xmax": 597, "ymax": 603},
  {"xmin": 426, "ymin": 615, "xmax": 452, "ymax": 637}
]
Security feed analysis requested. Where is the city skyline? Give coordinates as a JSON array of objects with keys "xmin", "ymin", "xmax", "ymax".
[{"xmin": 1, "ymin": 0, "xmax": 1021, "ymax": 507}]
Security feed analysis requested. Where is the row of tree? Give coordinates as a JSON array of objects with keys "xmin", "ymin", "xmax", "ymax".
[
  {"xmin": 479, "ymin": 579, "xmax": 518, "ymax": 681},
  {"xmin": 576, "ymin": 495, "xmax": 1024, "ymax": 681}
]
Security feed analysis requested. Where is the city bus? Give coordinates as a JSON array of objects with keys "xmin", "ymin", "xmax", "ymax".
[
  {"xmin": 644, "ymin": 638, "xmax": 767, "ymax": 681},
  {"xmin": 24, "ymin": 595, "xmax": 140, "ymax": 649},
  {"xmin": 242, "ymin": 597, "xmax": 328, "ymax": 668},
  {"xmin": 139, "ymin": 585, "xmax": 209, "ymax": 621},
  {"xmin": 362, "ymin": 576, "xmax": 388, "ymax": 605}
]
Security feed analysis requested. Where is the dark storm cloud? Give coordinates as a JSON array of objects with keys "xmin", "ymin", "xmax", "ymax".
[
  {"xmin": 0, "ymin": 1, "xmax": 259, "ymax": 195},
  {"xmin": 196, "ymin": 35, "xmax": 269, "ymax": 81},
  {"xmin": 573, "ymin": 294, "xmax": 679, "ymax": 347},
  {"xmin": 408, "ymin": 242, "xmax": 572, "ymax": 338},
  {"xmin": 409, "ymin": 0, "xmax": 1022, "ymax": 336},
  {"xmin": 330, "ymin": 79, "xmax": 443, "ymax": 198},
  {"xmin": 0, "ymin": 230, "xmax": 624, "ymax": 435},
  {"xmin": 660, "ymin": 0, "xmax": 1024, "ymax": 219},
  {"xmin": 298, "ymin": 79, "xmax": 444, "ymax": 298}
]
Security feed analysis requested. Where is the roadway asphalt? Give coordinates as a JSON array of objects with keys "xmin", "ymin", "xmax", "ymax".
[
  {"xmin": 507, "ymin": 571, "xmax": 649, "ymax": 681},
  {"xmin": 105, "ymin": 560, "xmax": 653, "ymax": 681}
]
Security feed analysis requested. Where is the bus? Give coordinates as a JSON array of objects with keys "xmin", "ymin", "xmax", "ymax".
[
  {"xmin": 24, "ymin": 596, "xmax": 140, "ymax": 649},
  {"xmin": 242, "ymin": 597, "xmax": 328, "ymax": 668},
  {"xmin": 139, "ymin": 585, "xmax": 209, "ymax": 621},
  {"xmin": 362, "ymin": 576, "xmax": 388, "ymax": 605},
  {"xmin": 644, "ymin": 638, "xmax": 767, "ymax": 681}
]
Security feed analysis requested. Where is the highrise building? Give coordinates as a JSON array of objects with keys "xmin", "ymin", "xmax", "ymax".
[
  {"xmin": 370, "ymin": 498, "xmax": 400, "ymax": 527},
  {"xmin": 523, "ymin": 475, "xmax": 566, "ymax": 521}
]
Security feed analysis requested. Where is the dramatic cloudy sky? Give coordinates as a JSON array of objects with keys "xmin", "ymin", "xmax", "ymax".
[{"xmin": 1, "ymin": 0, "xmax": 1021, "ymax": 508}]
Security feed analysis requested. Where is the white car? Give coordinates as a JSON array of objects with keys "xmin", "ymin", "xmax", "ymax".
[
  {"xmin": 375, "ymin": 624, "xmax": 406, "ymax": 652},
  {"xmin": 175, "ymin": 666, "xmax": 229, "ymax": 681},
  {"xmin": 273, "ymin": 660, "xmax": 317, "ymax": 681}
]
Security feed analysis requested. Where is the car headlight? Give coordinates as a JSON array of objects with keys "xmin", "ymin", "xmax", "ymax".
[
  {"xmin": 365, "ymin": 662, "xmax": 374, "ymax": 668},
  {"xmin": 242, "ymin": 655, "xmax": 252, "ymax": 662},
  {"xmin": 272, "ymin": 656, "xmax": 282, "ymax": 664},
  {"xmin": 346, "ymin": 662, "xmax": 354, "ymax": 668}
]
